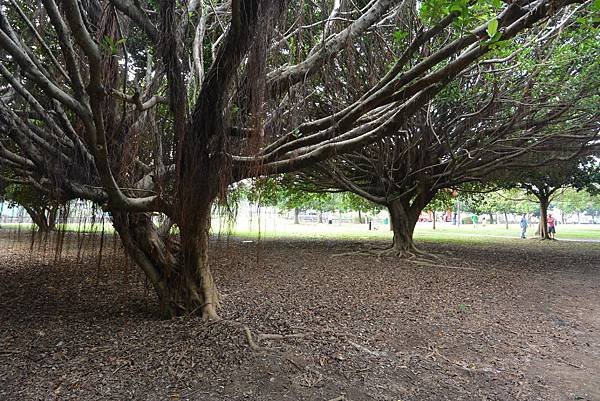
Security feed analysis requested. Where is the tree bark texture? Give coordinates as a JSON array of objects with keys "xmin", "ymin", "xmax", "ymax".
[
  {"xmin": 387, "ymin": 199, "xmax": 420, "ymax": 257},
  {"xmin": 112, "ymin": 210, "xmax": 219, "ymax": 319},
  {"xmin": 23, "ymin": 205, "xmax": 57, "ymax": 232},
  {"xmin": 538, "ymin": 195, "xmax": 551, "ymax": 240}
]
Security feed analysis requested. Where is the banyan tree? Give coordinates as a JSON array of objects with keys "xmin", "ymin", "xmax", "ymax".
[{"xmin": 0, "ymin": 0, "xmax": 588, "ymax": 318}]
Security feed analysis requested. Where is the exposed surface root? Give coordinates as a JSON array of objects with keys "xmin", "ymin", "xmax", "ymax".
[
  {"xmin": 331, "ymin": 244, "xmax": 390, "ymax": 257},
  {"xmin": 243, "ymin": 326, "xmax": 262, "ymax": 351},
  {"xmin": 201, "ymin": 304, "xmax": 221, "ymax": 322},
  {"xmin": 332, "ymin": 245, "xmax": 429, "ymax": 260},
  {"xmin": 222, "ymin": 321, "xmax": 307, "ymax": 352},
  {"xmin": 348, "ymin": 340, "xmax": 390, "ymax": 357},
  {"xmin": 332, "ymin": 244, "xmax": 476, "ymax": 271},
  {"xmin": 331, "ymin": 249, "xmax": 373, "ymax": 257},
  {"xmin": 372, "ymin": 245, "xmax": 440, "ymax": 263},
  {"xmin": 409, "ymin": 259, "xmax": 478, "ymax": 271},
  {"xmin": 257, "ymin": 333, "xmax": 307, "ymax": 341},
  {"xmin": 331, "ymin": 245, "xmax": 478, "ymax": 271}
]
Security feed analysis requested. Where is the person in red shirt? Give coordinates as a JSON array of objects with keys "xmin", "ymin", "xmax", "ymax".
[{"xmin": 547, "ymin": 214, "xmax": 556, "ymax": 239}]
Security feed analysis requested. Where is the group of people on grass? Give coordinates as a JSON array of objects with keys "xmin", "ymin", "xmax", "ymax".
[{"xmin": 520, "ymin": 214, "xmax": 556, "ymax": 239}]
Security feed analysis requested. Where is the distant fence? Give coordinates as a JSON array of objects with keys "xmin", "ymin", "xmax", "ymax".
[
  {"xmin": 0, "ymin": 203, "xmax": 110, "ymax": 228},
  {"xmin": 0, "ymin": 216, "xmax": 109, "ymax": 225}
]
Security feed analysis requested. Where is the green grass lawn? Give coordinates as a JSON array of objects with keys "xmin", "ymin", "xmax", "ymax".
[
  {"xmin": 415, "ymin": 223, "xmax": 600, "ymax": 240},
  {"xmin": 0, "ymin": 222, "xmax": 116, "ymax": 233},
  {"xmin": 220, "ymin": 220, "xmax": 600, "ymax": 242},
  {"xmin": 2, "ymin": 220, "xmax": 599, "ymax": 243}
]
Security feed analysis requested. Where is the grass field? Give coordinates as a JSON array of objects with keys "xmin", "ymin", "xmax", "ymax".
[
  {"xmin": 2, "ymin": 219, "xmax": 599, "ymax": 242},
  {"xmin": 222, "ymin": 219, "xmax": 600, "ymax": 242}
]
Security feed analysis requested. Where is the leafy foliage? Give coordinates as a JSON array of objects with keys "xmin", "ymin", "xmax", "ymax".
[
  {"xmin": 459, "ymin": 187, "xmax": 537, "ymax": 215},
  {"xmin": 240, "ymin": 176, "xmax": 380, "ymax": 216},
  {"xmin": 1, "ymin": 184, "xmax": 62, "ymax": 230},
  {"xmin": 555, "ymin": 189, "xmax": 599, "ymax": 217}
]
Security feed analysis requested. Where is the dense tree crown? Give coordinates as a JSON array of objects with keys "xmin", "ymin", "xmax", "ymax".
[
  {"xmin": 0, "ymin": 0, "xmax": 597, "ymax": 317},
  {"xmin": 290, "ymin": 12, "xmax": 599, "ymax": 255}
]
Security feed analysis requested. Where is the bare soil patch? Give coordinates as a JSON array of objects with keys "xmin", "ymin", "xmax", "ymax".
[{"xmin": 0, "ymin": 230, "xmax": 599, "ymax": 401}]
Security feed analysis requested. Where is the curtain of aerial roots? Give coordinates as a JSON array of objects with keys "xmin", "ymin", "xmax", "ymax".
[
  {"xmin": 387, "ymin": 199, "xmax": 422, "ymax": 258},
  {"xmin": 104, "ymin": 1, "xmax": 283, "ymax": 319},
  {"xmin": 34, "ymin": 204, "xmax": 116, "ymax": 266},
  {"xmin": 0, "ymin": 202, "xmax": 134, "ymax": 292},
  {"xmin": 24, "ymin": 205, "xmax": 62, "ymax": 256}
]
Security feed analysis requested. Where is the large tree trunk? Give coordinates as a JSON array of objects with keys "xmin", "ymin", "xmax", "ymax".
[
  {"xmin": 178, "ymin": 205, "xmax": 220, "ymax": 320},
  {"xmin": 112, "ymin": 209, "xmax": 219, "ymax": 319},
  {"xmin": 387, "ymin": 199, "xmax": 420, "ymax": 257},
  {"xmin": 538, "ymin": 196, "xmax": 550, "ymax": 240},
  {"xmin": 504, "ymin": 211, "xmax": 509, "ymax": 230},
  {"xmin": 294, "ymin": 208, "xmax": 300, "ymax": 224}
]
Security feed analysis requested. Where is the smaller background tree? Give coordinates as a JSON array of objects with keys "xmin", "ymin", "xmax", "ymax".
[
  {"xmin": 495, "ymin": 157, "xmax": 600, "ymax": 239},
  {"xmin": 2, "ymin": 184, "xmax": 62, "ymax": 232},
  {"xmin": 555, "ymin": 189, "xmax": 596, "ymax": 224},
  {"xmin": 461, "ymin": 188, "xmax": 538, "ymax": 229}
]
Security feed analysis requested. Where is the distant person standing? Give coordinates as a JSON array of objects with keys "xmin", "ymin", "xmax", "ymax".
[
  {"xmin": 547, "ymin": 214, "xmax": 556, "ymax": 239},
  {"xmin": 520, "ymin": 214, "xmax": 528, "ymax": 239},
  {"xmin": 471, "ymin": 214, "xmax": 478, "ymax": 227}
]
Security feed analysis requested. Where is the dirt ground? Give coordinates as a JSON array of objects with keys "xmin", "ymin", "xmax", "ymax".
[{"xmin": 0, "ymin": 229, "xmax": 599, "ymax": 401}]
